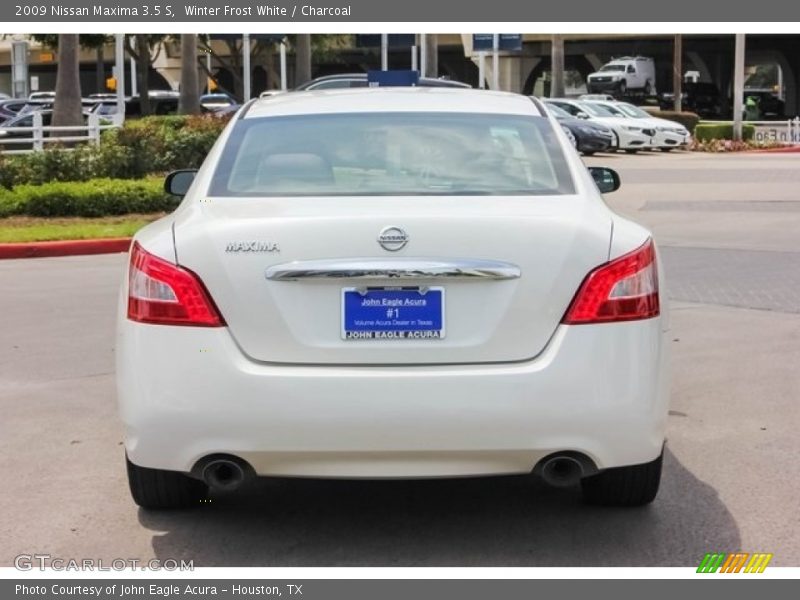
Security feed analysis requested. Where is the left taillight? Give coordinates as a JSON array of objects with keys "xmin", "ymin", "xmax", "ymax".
[{"xmin": 127, "ymin": 241, "xmax": 225, "ymax": 327}]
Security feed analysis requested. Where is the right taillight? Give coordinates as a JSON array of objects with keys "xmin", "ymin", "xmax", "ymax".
[{"xmin": 562, "ymin": 239, "xmax": 659, "ymax": 324}]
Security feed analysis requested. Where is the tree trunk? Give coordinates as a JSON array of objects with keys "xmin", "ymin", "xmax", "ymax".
[
  {"xmin": 424, "ymin": 34, "xmax": 438, "ymax": 78},
  {"xmin": 52, "ymin": 34, "xmax": 83, "ymax": 127},
  {"xmin": 179, "ymin": 34, "xmax": 201, "ymax": 115},
  {"xmin": 295, "ymin": 34, "xmax": 312, "ymax": 87},
  {"xmin": 95, "ymin": 45, "xmax": 105, "ymax": 94},
  {"xmin": 135, "ymin": 35, "xmax": 152, "ymax": 115}
]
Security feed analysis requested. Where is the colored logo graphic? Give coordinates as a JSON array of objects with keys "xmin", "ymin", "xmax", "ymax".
[{"xmin": 697, "ymin": 552, "xmax": 773, "ymax": 573}]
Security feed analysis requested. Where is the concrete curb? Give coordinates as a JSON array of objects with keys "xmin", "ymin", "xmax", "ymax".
[
  {"xmin": 0, "ymin": 237, "xmax": 131, "ymax": 260},
  {"xmin": 748, "ymin": 145, "xmax": 800, "ymax": 153}
]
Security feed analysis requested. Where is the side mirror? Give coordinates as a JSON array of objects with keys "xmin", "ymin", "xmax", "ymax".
[
  {"xmin": 164, "ymin": 169, "xmax": 198, "ymax": 196},
  {"xmin": 627, "ymin": 66, "xmax": 635, "ymax": 74},
  {"xmin": 576, "ymin": 112, "xmax": 590, "ymax": 120},
  {"xmin": 587, "ymin": 166, "xmax": 621, "ymax": 194}
]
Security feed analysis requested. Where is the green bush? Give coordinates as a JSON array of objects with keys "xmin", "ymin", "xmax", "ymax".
[
  {"xmin": 0, "ymin": 177, "xmax": 178, "ymax": 218},
  {"xmin": 0, "ymin": 114, "xmax": 229, "ymax": 188},
  {"xmin": 694, "ymin": 123, "xmax": 755, "ymax": 142}
]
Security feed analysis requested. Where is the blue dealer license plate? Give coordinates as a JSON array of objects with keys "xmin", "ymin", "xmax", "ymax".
[{"xmin": 342, "ymin": 287, "xmax": 445, "ymax": 340}]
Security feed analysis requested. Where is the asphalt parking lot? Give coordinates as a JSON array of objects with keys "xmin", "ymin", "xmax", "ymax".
[{"xmin": 1, "ymin": 151, "xmax": 798, "ymax": 567}]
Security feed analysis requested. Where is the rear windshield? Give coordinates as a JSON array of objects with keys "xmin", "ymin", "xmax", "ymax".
[{"xmin": 209, "ymin": 112, "xmax": 575, "ymax": 197}]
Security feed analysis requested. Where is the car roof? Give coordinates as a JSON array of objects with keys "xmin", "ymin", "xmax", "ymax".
[
  {"xmin": 246, "ymin": 88, "xmax": 542, "ymax": 119},
  {"xmin": 297, "ymin": 73, "xmax": 471, "ymax": 89}
]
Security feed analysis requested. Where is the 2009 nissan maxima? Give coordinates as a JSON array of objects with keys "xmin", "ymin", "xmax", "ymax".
[{"xmin": 117, "ymin": 88, "xmax": 669, "ymax": 509}]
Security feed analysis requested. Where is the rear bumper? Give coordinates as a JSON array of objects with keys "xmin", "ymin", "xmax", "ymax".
[{"xmin": 117, "ymin": 317, "xmax": 669, "ymax": 478}]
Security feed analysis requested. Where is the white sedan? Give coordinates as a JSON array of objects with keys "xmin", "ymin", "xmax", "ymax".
[
  {"xmin": 118, "ymin": 88, "xmax": 669, "ymax": 509},
  {"xmin": 545, "ymin": 98, "xmax": 656, "ymax": 153},
  {"xmin": 590, "ymin": 100, "xmax": 691, "ymax": 151}
]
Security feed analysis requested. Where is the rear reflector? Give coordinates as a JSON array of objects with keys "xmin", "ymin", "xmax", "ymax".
[
  {"xmin": 127, "ymin": 242, "xmax": 225, "ymax": 327},
  {"xmin": 562, "ymin": 239, "xmax": 659, "ymax": 324}
]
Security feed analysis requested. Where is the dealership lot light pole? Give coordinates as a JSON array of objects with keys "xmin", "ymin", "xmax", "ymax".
[
  {"xmin": 733, "ymin": 33, "xmax": 745, "ymax": 141},
  {"xmin": 243, "ymin": 33, "xmax": 251, "ymax": 102},
  {"xmin": 115, "ymin": 34, "xmax": 125, "ymax": 118},
  {"xmin": 492, "ymin": 34, "xmax": 499, "ymax": 90}
]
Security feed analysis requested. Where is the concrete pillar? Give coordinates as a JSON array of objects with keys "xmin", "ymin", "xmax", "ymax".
[
  {"xmin": 673, "ymin": 35, "xmax": 683, "ymax": 112},
  {"xmin": 551, "ymin": 34, "xmax": 565, "ymax": 98}
]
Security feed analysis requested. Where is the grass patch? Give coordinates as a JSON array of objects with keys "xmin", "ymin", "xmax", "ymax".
[{"xmin": 0, "ymin": 213, "xmax": 163, "ymax": 243}]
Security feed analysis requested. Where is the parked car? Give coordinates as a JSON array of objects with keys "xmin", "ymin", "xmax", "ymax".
[
  {"xmin": 89, "ymin": 93, "xmax": 180, "ymax": 118},
  {"xmin": 28, "ymin": 91, "xmax": 56, "ymax": 101},
  {"xmin": 587, "ymin": 100, "xmax": 691, "ymax": 151},
  {"xmin": 586, "ymin": 56, "xmax": 657, "ymax": 97},
  {"xmin": 0, "ymin": 98, "xmax": 28, "ymax": 122},
  {"xmin": 295, "ymin": 73, "xmax": 472, "ymax": 90},
  {"xmin": 119, "ymin": 88, "xmax": 668, "ymax": 510},
  {"xmin": 546, "ymin": 102, "xmax": 615, "ymax": 155},
  {"xmin": 659, "ymin": 81, "xmax": 722, "ymax": 118},
  {"xmin": 200, "ymin": 93, "xmax": 238, "ymax": 112},
  {"xmin": 0, "ymin": 109, "xmax": 92, "ymax": 150},
  {"xmin": 545, "ymin": 98, "xmax": 655, "ymax": 153}
]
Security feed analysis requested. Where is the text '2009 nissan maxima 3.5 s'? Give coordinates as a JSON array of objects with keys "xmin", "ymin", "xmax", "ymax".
[{"xmin": 117, "ymin": 88, "xmax": 669, "ymax": 509}]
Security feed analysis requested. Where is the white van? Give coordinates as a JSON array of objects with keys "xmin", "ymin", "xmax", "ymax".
[{"xmin": 587, "ymin": 57, "xmax": 656, "ymax": 97}]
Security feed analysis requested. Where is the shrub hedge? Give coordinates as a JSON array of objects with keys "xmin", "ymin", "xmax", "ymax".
[
  {"xmin": 694, "ymin": 123, "xmax": 756, "ymax": 142},
  {"xmin": 0, "ymin": 114, "xmax": 229, "ymax": 190},
  {"xmin": 0, "ymin": 178, "xmax": 178, "ymax": 218}
]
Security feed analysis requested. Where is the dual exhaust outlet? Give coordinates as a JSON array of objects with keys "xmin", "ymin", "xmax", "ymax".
[{"xmin": 196, "ymin": 452, "xmax": 595, "ymax": 491}]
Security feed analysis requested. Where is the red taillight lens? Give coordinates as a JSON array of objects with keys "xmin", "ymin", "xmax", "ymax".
[
  {"xmin": 563, "ymin": 239, "xmax": 659, "ymax": 324},
  {"xmin": 127, "ymin": 242, "xmax": 225, "ymax": 327}
]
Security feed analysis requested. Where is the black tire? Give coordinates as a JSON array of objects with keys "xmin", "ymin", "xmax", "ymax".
[
  {"xmin": 582, "ymin": 150, "xmax": 595, "ymax": 156},
  {"xmin": 624, "ymin": 148, "xmax": 639, "ymax": 154},
  {"xmin": 618, "ymin": 81, "xmax": 627, "ymax": 96},
  {"xmin": 126, "ymin": 455, "xmax": 208, "ymax": 509},
  {"xmin": 662, "ymin": 147, "xmax": 674, "ymax": 152},
  {"xmin": 645, "ymin": 80, "xmax": 654, "ymax": 96},
  {"xmin": 581, "ymin": 451, "xmax": 663, "ymax": 506}
]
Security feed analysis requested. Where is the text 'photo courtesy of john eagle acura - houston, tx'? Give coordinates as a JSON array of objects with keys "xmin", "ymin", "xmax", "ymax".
[{"xmin": 118, "ymin": 87, "xmax": 668, "ymax": 510}]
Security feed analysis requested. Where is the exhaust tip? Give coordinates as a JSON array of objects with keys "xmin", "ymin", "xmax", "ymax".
[
  {"xmin": 201, "ymin": 458, "xmax": 248, "ymax": 492},
  {"xmin": 539, "ymin": 455, "xmax": 587, "ymax": 488}
]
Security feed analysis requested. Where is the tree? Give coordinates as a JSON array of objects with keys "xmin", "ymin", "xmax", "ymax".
[
  {"xmin": 295, "ymin": 34, "xmax": 312, "ymax": 86},
  {"xmin": 52, "ymin": 34, "xmax": 83, "ymax": 127},
  {"xmin": 125, "ymin": 35, "xmax": 167, "ymax": 115},
  {"xmin": 179, "ymin": 34, "xmax": 200, "ymax": 115}
]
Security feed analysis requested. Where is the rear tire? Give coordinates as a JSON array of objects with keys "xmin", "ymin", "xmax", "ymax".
[
  {"xmin": 624, "ymin": 148, "xmax": 639, "ymax": 154},
  {"xmin": 581, "ymin": 450, "xmax": 663, "ymax": 506},
  {"xmin": 126, "ymin": 455, "xmax": 208, "ymax": 509}
]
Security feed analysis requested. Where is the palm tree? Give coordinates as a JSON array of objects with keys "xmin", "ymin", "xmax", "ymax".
[
  {"xmin": 179, "ymin": 34, "xmax": 200, "ymax": 115},
  {"xmin": 52, "ymin": 34, "xmax": 83, "ymax": 127},
  {"xmin": 295, "ymin": 34, "xmax": 312, "ymax": 87}
]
